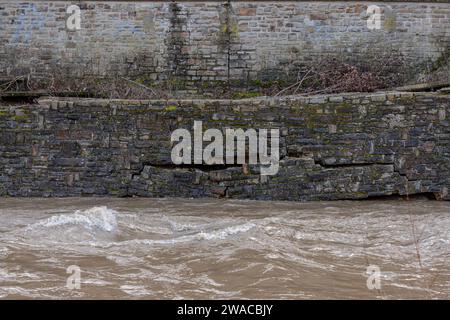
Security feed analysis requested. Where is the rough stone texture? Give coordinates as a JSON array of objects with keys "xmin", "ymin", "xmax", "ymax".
[
  {"xmin": 0, "ymin": 92, "xmax": 448, "ymax": 200},
  {"xmin": 0, "ymin": 1, "xmax": 449, "ymax": 85}
]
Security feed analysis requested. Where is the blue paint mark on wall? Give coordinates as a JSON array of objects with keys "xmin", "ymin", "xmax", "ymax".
[
  {"xmin": 113, "ymin": 20, "xmax": 145, "ymax": 38},
  {"xmin": 10, "ymin": 3, "xmax": 47, "ymax": 44}
]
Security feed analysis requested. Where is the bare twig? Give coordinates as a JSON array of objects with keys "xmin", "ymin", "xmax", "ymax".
[
  {"xmin": 293, "ymin": 69, "xmax": 314, "ymax": 95},
  {"xmin": 0, "ymin": 75, "xmax": 25, "ymax": 92},
  {"xmin": 296, "ymin": 83, "xmax": 342, "ymax": 96},
  {"xmin": 120, "ymin": 77, "xmax": 156, "ymax": 97},
  {"xmin": 275, "ymin": 69, "xmax": 314, "ymax": 97},
  {"xmin": 409, "ymin": 213, "xmax": 423, "ymax": 270}
]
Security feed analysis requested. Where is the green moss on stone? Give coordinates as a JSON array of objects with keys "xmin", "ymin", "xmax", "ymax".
[
  {"xmin": 12, "ymin": 115, "xmax": 29, "ymax": 122},
  {"xmin": 164, "ymin": 105, "xmax": 178, "ymax": 112}
]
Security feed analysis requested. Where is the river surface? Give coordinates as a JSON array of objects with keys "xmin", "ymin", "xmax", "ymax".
[{"xmin": 0, "ymin": 198, "xmax": 448, "ymax": 299}]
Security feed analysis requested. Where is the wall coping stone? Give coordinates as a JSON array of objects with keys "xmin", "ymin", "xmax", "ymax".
[{"xmin": 36, "ymin": 91, "xmax": 450, "ymax": 109}]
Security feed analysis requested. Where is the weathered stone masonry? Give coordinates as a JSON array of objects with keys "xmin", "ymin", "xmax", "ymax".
[
  {"xmin": 0, "ymin": 1, "xmax": 449, "ymax": 85},
  {"xmin": 1, "ymin": 1, "xmax": 449, "ymax": 200},
  {"xmin": 0, "ymin": 92, "xmax": 449, "ymax": 200}
]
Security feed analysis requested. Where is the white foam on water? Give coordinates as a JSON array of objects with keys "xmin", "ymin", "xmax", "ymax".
[
  {"xmin": 198, "ymin": 222, "xmax": 256, "ymax": 240},
  {"xmin": 0, "ymin": 246, "xmax": 8, "ymax": 258},
  {"xmin": 101, "ymin": 222, "xmax": 256, "ymax": 248},
  {"xmin": 27, "ymin": 206, "xmax": 118, "ymax": 232},
  {"xmin": 120, "ymin": 285, "xmax": 153, "ymax": 296}
]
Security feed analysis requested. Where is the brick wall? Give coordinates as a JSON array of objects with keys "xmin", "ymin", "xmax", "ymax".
[{"xmin": 0, "ymin": 1, "xmax": 449, "ymax": 85}]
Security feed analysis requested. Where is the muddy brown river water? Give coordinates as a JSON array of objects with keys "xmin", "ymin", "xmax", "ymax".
[{"xmin": 0, "ymin": 198, "xmax": 448, "ymax": 299}]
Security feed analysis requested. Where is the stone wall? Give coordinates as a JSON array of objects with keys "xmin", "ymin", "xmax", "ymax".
[
  {"xmin": 0, "ymin": 92, "xmax": 449, "ymax": 200},
  {"xmin": 0, "ymin": 1, "xmax": 449, "ymax": 86}
]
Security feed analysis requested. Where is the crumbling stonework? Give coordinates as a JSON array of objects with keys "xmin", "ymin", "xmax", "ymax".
[
  {"xmin": 0, "ymin": 1, "xmax": 449, "ymax": 86},
  {"xmin": 0, "ymin": 92, "xmax": 448, "ymax": 200}
]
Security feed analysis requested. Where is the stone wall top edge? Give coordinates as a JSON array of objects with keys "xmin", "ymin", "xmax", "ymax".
[{"xmin": 33, "ymin": 91, "xmax": 449, "ymax": 108}]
